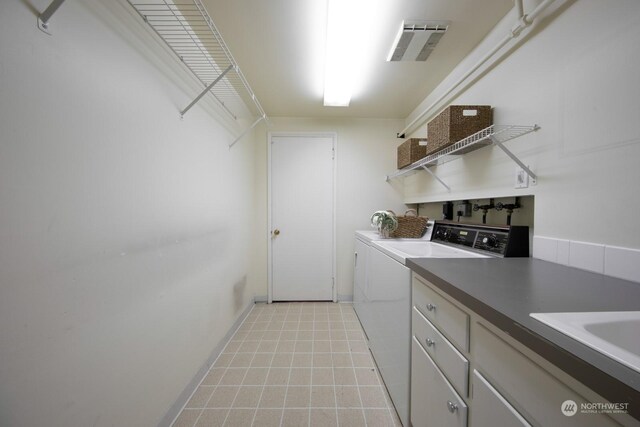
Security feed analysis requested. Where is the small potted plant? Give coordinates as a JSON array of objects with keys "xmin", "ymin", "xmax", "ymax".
[{"xmin": 370, "ymin": 210, "xmax": 398, "ymax": 238}]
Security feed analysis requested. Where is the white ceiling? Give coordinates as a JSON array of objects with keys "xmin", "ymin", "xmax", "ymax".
[{"xmin": 202, "ymin": 0, "xmax": 513, "ymax": 119}]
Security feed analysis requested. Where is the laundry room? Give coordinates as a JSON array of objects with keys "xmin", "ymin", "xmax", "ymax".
[{"xmin": 1, "ymin": 1, "xmax": 639, "ymax": 426}]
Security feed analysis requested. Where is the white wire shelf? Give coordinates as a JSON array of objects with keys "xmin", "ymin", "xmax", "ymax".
[
  {"xmin": 127, "ymin": 0, "xmax": 267, "ymax": 145},
  {"xmin": 386, "ymin": 124, "xmax": 539, "ymax": 188}
]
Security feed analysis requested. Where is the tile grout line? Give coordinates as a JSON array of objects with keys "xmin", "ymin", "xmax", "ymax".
[
  {"xmin": 343, "ymin": 306, "xmax": 368, "ymax": 426},
  {"xmin": 308, "ymin": 305, "xmax": 315, "ymax": 427},
  {"xmin": 279, "ymin": 303, "xmax": 300, "ymax": 427},
  {"xmin": 186, "ymin": 304, "xmax": 258, "ymax": 427},
  {"xmin": 249, "ymin": 307, "xmax": 278, "ymax": 426},
  {"xmin": 219, "ymin": 308, "xmax": 264, "ymax": 427},
  {"xmin": 315, "ymin": 303, "xmax": 340, "ymax": 425},
  {"xmin": 331, "ymin": 307, "xmax": 340, "ymax": 427},
  {"xmin": 173, "ymin": 303, "xmax": 398, "ymax": 427},
  {"xmin": 218, "ymin": 340, "xmax": 255, "ymax": 426}
]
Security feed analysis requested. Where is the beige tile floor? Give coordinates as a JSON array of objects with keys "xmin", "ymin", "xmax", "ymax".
[{"xmin": 172, "ymin": 302, "xmax": 402, "ymax": 427}]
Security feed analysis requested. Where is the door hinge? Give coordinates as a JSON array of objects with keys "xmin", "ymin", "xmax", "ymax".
[{"xmin": 332, "ymin": 148, "xmax": 335, "ymax": 159}]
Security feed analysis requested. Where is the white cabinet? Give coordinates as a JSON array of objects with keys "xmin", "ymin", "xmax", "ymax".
[
  {"xmin": 472, "ymin": 321, "xmax": 620, "ymax": 427},
  {"xmin": 412, "ymin": 336, "xmax": 468, "ymax": 427},
  {"xmin": 411, "ymin": 278, "xmax": 470, "ymax": 427},
  {"xmin": 413, "ymin": 274, "xmax": 470, "ymax": 352},
  {"xmin": 470, "ymin": 370, "xmax": 531, "ymax": 427},
  {"xmin": 413, "ymin": 308, "xmax": 468, "ymax": 397},
  {"xmin": 411, "ymin": 273, "xmax": 631, "ymax": 427}
]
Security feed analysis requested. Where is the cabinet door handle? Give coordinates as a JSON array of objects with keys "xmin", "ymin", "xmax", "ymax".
[
  {"xmin": 447, "ymin": 400, "xmax": 458, "ymax": 413},
  {"xmin": 425, "ymin": 338, "xmax": 435, "ymax": 347},
  {"xmin": 426, "ymin": 303, "xmax": 436, "ymax": 312}
]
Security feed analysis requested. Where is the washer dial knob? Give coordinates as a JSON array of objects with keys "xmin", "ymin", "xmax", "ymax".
[{"xmin": 482, "ymin": 234, "xmax": 498, "ymax": 247}]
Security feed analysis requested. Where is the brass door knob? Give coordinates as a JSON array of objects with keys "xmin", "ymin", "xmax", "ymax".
[{"xmin": 273, "ymin": 229, "xmax": 280, "ymax": 236}]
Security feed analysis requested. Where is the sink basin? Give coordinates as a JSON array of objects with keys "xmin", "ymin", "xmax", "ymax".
[
  {"xmin": 530, "ymin": 311, "xmax": 640, "ymax": 373},
  {"xmin": 372, "ymin": 240, "xmax": 488, "ymax": 264}
]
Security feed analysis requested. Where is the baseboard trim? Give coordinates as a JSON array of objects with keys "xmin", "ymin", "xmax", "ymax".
[
  {"xmin": 253, "ymin": 296, "xmax": 352, "ymax": 303},
  {"xmin": 254, "ymin": 295, "xmax": 268, "ymax": 303},
  {"xmin": 337, "ymin": 294, "xmax": 353, "ymax": 302},
  {"xmin": 159, "ymin": 299, "xmax": 255, "ymax": 427}
]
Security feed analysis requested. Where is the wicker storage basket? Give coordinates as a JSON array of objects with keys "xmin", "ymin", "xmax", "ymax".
[
  {"xmin": 426, "ymin": 105, "xmax": 492, "ymax": 156},
  {"xmin": 397, "ymin": 138, "xmax": 428, "ymax": 169},
  {"xmin": 389, "ymin": 210, "xmax": 429, "ymax": 238}
]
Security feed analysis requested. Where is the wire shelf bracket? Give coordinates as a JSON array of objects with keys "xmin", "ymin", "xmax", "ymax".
[
  {"xmin": 490, "ymin": 135, "xmax": 537, "ymax": 181},
  {"xmin": 229, "ymin": 114, "xmax": 265, "ymax": 149},
  {"xmin": 37, "ymin": 0, "xmax": 67, "ymax": 34},
  {"xmin": 386, "ymin": 124, "xmax": 539, "ymax": 190},
  {"xmin": 180, "ymin": 63, "xmax": 233, "ymax": 118},
  {"xmin": 128, "ymin": 0, "xmax": 268, "ymax": 141},
  {"xmin": 421, "ymin": 165, "xmax": 451, "ymax": 192}
]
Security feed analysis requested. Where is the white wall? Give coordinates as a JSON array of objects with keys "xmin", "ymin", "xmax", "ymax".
[
  {"xmin": 0, "ymin": 1, "xmax": 258, "ymax": 426},
  {"xmin": 403, "ymin": 0, "xmax": 640, "ymax": 249},
  {"xmin": 251, "ymin": 117, "xmax": 407, "ymax": 300}
]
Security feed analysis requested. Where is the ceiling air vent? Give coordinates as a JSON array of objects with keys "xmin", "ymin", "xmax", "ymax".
[{"xmin": 387, "ymin": 20, "xmax": 450, "ymax": 62}]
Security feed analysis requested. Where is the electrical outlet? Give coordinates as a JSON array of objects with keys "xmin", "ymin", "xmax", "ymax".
[{"xmin": 515, "ymin": 166, "xmax": 529, "ymax": 189}]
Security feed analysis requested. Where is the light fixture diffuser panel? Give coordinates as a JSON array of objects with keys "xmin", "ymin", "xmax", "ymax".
[{"xmin": 388, "ymin": 20, "xmax": 450, "ymax": 62}]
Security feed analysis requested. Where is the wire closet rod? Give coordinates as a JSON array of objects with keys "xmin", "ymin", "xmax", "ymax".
[
  {"xmin": 37, "ymin": 0, "xmax": 67, "ymax": 33},
  {"xmin": 397, "ymin": 0, "xmax": 557, "ymax": 138},
  {"xmin": 128, "ymin": 0, "xmax": 268, "ymax": 145}
]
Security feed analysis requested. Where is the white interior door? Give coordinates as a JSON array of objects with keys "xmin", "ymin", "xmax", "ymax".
[{"xmin": 269, "ymin": 133, "xmax": 335, "ymax": 302}]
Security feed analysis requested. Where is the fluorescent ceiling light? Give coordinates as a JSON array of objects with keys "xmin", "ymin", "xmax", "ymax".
[
  {"xmin": 322, "ymin": 0, "xmax": 395, "ymax": 107},
  {"xmin": 323, "ymin": 0, "xmax": 356, "ymax": 107}
]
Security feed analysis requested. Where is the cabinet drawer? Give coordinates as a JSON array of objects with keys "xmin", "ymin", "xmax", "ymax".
[
  {"xmin": 473, "ymin": 322, "xmax": 619, "ymax": 427},
  {"xmin": 413, "ymin": 276, "xmax": 469, "ymax": 352},
  {"xmin": 471, "ymin": 370, "xmax": 531, "ymax": 427},
  {"xmin": 413, "ymin": 307, "xmax": 469, "ymax": 397},
  {"xmin": 412, "ymin": 337, "xmax": 468, "ymax": 427}
]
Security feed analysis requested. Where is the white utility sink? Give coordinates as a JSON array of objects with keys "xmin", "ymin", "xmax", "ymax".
[
  {"xmin": 530, "ymin": 311, "xmax": 640, "ymax": 373},
  {"xmin": 372, "ymin": 240, "xmax": 489, "ymax": 264}
]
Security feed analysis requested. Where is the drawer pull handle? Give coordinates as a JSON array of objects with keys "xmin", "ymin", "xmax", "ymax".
[
  {"xmin": 425, "ymin": 338, "xmax": 435, "ymax": 347},
  {"xmin": 447, "ymin": 400, "xmax": 459, "ymax": 413},
  {"xmin": 426, "ymin": 303, "xmax": 436, "ymax": 312}
]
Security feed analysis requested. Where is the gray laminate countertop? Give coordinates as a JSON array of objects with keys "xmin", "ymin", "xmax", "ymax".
[{"xmin": 406, "ymin": 257, "xmax": 640, "ymax": 420}]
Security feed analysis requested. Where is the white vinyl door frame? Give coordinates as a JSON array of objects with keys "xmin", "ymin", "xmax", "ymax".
[{"xmin": 267, "ymin": 131, "xmax": 337, "ymax": 303}]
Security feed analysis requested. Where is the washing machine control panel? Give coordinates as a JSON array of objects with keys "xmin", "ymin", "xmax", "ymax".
[{"xmin": 431, "ymin": 221, "xmax": 529, "ymax": 257}]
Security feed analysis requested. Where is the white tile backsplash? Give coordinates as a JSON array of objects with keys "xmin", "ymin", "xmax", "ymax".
[
  {"xmin": 532, "ymin": 236, "xmax": 558, "ymax": 263},
  {"xmin": 556, "ymin": 239, "xmax": 570, "ymax": 266},
  {"xmin": 533, "ymin": 235, "xmax": 640, "ymax": 282},
  {"xmin": 604, "ymin": 246, "xmax": 640, "ymax": 283},
  {"xmin": 531, "ymin": 236, "xmax": 573, "ymax": 267},
  {"xmin": 568, "ymin": 241, "xmax": 605, "ymax": 274}
]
